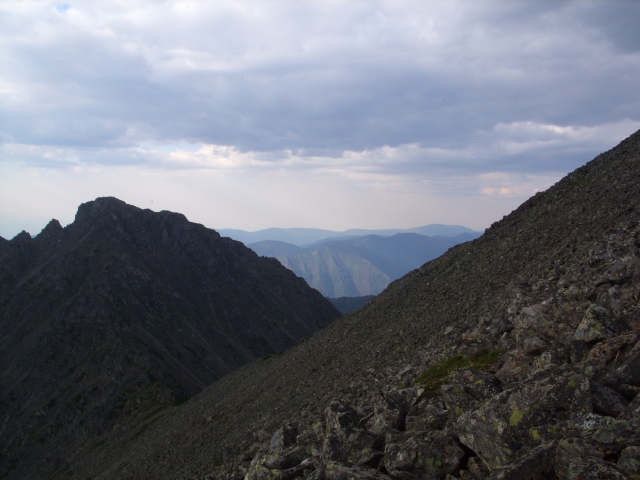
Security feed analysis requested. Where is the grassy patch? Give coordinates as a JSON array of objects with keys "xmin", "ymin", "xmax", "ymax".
[{"xmin": 413, "ymin": 349, "xmax": 504, "ymax": 396}]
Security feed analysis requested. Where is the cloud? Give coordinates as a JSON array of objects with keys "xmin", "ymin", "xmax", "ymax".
[{"xmin": 1, "ymin": 1, "xmax": 639, "ymax": 237}]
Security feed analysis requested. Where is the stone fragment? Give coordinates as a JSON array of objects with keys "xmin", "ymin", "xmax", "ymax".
[
  {"xmin": 573, "ymin": 305, "xmax": 623, "ymax": 344},
  {"xmin": 620, "ymin": 391, "xmax": 640, "ymax": 420},
  {"xmin": 584, "ymin": 332, "xmax": 639, "ymax": 374},
  {"xmin": 617, "ymin": 446, "xmax": 640, "ymax": 477},
  {"xmin": 366, "ymin": 390, "xmax": 407, "ymax": 435},
  {"xmin": 494, "ymin": 349, "xmax": 536, "ymax": 385},
  {"xmin": 465, "ymin": 456, "xmax": 490, "ymax": 479},
  {"xmin": 570, "ymin": 340, "xmax": 591, "ymax": 364},
  {"xmin": 405, "ymin": 396, "xmax": 450, "ymax": 432},
  {"xmin": 439, "ymin": 370, "xmax": 502, "ymax": 421},
  {"xmin": 322, "ymin": 428, "xmax": 384, "ymax": 467},
  {"xmin": 457, "ymin": 370, "xmax": 592, "ymax": 470},
  {"xmin": 262, "ymin": 423, "xmax": 307, "ymax": 470},
  {"xmin": 325, "ymin": 400, "xmax": 359, "ymax": 434},
  {"xmin": 599, "ymin": 341, "xmax": 640, "ymax": 390},
  {"xmin": 383, "ymin": 430, "xmax": 465, "ymax": 479},
  {"xmin": 567, "ymin": 457, "xmax": 625, "ymax": 479},
  {"xmin": 324, "ymin": 462, "xmax": 393, "ymax": 480},
  {"xmin": 554, "ymin": 437, "xmax": 608, "ymax": 479},
  {"xmin": 523, "ymin": 335, "xmax": 555, "ymax": 355},
  {"xmin": 618, "ymin": 384, "xmax": 640, "ymax": 401},
  {"xmin": 486, "ymin": 441, "xmax": 556, "ymax": 480},
  {"xmin": 590, "ymin": 382, "xmax": 628, "ymax": 417},
  {"xmin": 590, "ymin": 417, "xmax": 640, "ymax": 449},
  {"xmin": 514, "ymin": 303, "xmax": 586, "ymax": 344}
]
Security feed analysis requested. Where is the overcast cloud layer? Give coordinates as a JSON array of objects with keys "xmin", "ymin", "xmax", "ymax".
[{"xmin": 1, "ymin": 1, "xmax": 640, "ymax": 238}]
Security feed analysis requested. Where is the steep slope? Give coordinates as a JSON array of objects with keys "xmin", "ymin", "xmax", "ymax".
[
  {"xmin": 250, "ymin": 233, "xmax": 463, "ymax": 297},
  {"xmin": 0, "ymin": 197, "xmax": 340, "ymax": 479},
  {"xmin": 67, "ymin": 129, "xmax": 640, "ymax": 479}
]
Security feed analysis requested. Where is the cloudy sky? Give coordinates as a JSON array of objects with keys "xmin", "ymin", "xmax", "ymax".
[{"xmin": 1, "ymin": 1, "xmax": 639, "ymax": 239}]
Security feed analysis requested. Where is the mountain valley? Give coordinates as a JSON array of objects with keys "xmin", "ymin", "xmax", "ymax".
[{"xmin": 249, "ymin": 233, "xmax": 478, "ymax": 297}]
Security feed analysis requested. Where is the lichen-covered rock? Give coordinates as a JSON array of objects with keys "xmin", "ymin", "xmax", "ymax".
[
  {"xmin": 438, "ymin": 370, "xmax": 502, "ymax": 422},
  {"xmin": 464, "ymin": 456, "xmax": 490, "ymax": 479},
  {"xmin": 590, "ymin": 382, "xmax": 628, "ymax": 417},
  {"xmin": 486, "ymin": 440, "xmax": 556, "ymax": 480},
  {"xmin": 514, "ymin": 303, "xmax": 587, "ymax": 345},
  {"xmin": 554, "ymin": 437, "xmax": 608, "ymax": 478},
  {"xmin": 617, "ymin": 446, "xmax": 640, "ymax": 477},
  {"xmin": 325, "ymin": 400, "xmax": 360, "ymax": 434},
  {"xmin": 584, "ymin": 332, "xmax": 639, "ymax": 375},
  {"xmin": 589, "ymin": 417, "xmax": 640, "ymax": 450},
  {"xmin": 383, "ymin": 430, "xmax": 465, "ymax": 478},
  {"xmin": 322, "ymin": 429, "xmax": 384, "ymax": 467},
  {"xmin": 405, "ymin": 396, "xmax": 450, "ymax": 432},
  {"xmin": 495, "ymin": 349, "xmax": 536, "ymax": 385},
  {"xmin": 366, "ymin": 390, "xmax": 408, "ymax": 435},
  {"xmin": 573, "ymin": 305, "xmax": 624, "ymax": 344},
  {"xmin": 598, "ymin": 341, "xmax": 640, "ymax": 390},
  {"xmin": 324, "ymin": 462, "xmax": 393, "ymax": 480},
  {"xmin": 458, "ymin": 370, "xmax": 592, "ymax": 470},
  {"xmin": 567, "ymin": 457, "xmax": 626, "ymax": 479},
  {"xmin": 261, "ymin": 423, "xmax": 308, "ymax": 470}
]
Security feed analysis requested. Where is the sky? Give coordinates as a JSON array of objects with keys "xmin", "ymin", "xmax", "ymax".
[{"xmin": 1, "ymin": 1, "xmax": 640, "ymax": 239}]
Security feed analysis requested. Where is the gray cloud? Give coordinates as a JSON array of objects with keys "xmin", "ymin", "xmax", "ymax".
[{"xmin": 1, "ymin": 1, "xmax": 639, "ymax": 175}]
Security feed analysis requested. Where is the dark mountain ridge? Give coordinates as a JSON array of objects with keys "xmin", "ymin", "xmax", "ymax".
[
  {"xmin": 0, "ymin": 197, "xmax": 339, "ymax": 479},
  {"xmin": 61, "ymin": 130, "xmax": 640, "ymax": 479}
]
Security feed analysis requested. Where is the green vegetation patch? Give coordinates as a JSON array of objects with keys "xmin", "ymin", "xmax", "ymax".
[{"xmin": 413, "ymin": 349, "xmax": 504, "ymax": 396}]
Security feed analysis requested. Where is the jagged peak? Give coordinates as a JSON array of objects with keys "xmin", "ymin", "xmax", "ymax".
[{"xmin": 9, "ymin": 230, "xmax": 32, "ymax": 243}]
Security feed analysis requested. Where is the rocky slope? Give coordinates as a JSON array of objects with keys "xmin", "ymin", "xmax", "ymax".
[
  {"xmin": 63, "ymin": 129, "xmax": 640, "ymax": 480},
  {"xmin": 0, "ymin": 198, "xmax": 340, "ymax": 479},
  {"xmin": 250, "ymin": 233, "xmax": 471, "ymax": 297}
]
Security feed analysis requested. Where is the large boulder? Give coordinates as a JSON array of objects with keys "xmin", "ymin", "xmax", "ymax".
[
  {"xmin": 458, "ymin": 369, "xmax": 592, "ymax": 470},
  {"xmin": 383, "ymin": 430, "xmax": 465, "ymax": 479}
]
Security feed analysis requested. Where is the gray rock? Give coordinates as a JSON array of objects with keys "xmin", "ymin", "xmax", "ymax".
[
  {"xmin": 325, "ymin": 401, "xmax": 359, "ymax": 434},
  {"xmin": 383, "ymin": 430, "xmax": 465, "ymax": 478},
  {"xmin": 591, "ymin": 382, "xmax": 628, "ymax": 418},
  {"xmin": 573, "ymin": 305, "xmax": 622, "ymax": 344},
  {"xmin": 486, "ymin": 440, "xmax": 556, "ymax": 480},
  {"xmin": 366, "ymin": 390, "xmax": 408, "ymax": 435},
  {"xmin": 322, "ymin": 429, "xmax": 384, "ymax": 467},
  {"xmin": 567, "ymin": 457, "xmax": 626, "ymax": 479},
  {"xmin": 554, "ymin": 437, "xmax": 608, "ymax": 479},
  {"xmin": 324, "ymin": 462, "xmax": 393, "ymax": 480},
  {"xmin": 458, "ymin": 370, "xmax": 592, "ymax": 470},
  {"xmin": 405, "ymin": 396, "xmax": 451, "ymax": 432},
  {"xmin": 617, "ymin": 446, "xmax": 640, "ymax": 477}
]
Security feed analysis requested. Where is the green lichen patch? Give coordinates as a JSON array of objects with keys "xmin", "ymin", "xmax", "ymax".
[{"xmin": 413, "ymin": 349, "xmax": 504, "ymax": 396}]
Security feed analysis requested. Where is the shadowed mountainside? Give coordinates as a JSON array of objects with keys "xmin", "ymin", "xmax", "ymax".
[
  {"xmin": 64, "ymin": 129, "xmax": 640, "ymax": 479},
  {"xmin": 0, "ymin": 197, "xmax": 340, "ymax": 479}
]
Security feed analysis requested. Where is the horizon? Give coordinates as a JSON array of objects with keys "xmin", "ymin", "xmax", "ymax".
[{"xmin": 2, "ymin": 1, "xmax": 639, "ymax": 239}]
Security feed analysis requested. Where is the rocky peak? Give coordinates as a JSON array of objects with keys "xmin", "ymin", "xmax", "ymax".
[{"xmin": 0, "ymin": 197, "xmax": 340, "ymax": 479}]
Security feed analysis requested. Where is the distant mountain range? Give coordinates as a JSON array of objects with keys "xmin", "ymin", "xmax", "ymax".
[
  {"xmin": 249, "ymin": 232, "xmax": 481, "ymax": 297},
  {"xmin": 218, "ymin": 224, "xmax": 479, "ymax": 246}
]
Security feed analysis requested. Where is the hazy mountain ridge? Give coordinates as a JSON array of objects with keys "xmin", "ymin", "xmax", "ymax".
[
  {"xmin": 219, "ymin": 224, "xmax": 479, "ymax": 247},
  {"xmin": 250, "ymin": 233, "xmax": 477, "ymax": 297},
  {"xmin": 62, "ymin": 130, "xmax": 640, "ymax": 479},
  {"xmin": 0, "ymin": 197, "xmax": 340, "ymax": 479}
]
